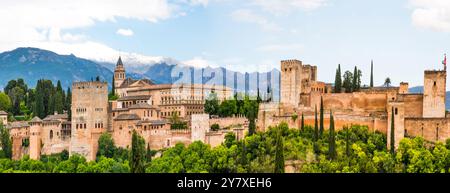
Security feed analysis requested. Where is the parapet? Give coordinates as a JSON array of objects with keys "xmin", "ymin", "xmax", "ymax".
[{"xmin": 73, "ymin": 81, "xmax": 108, "ymax": 90}]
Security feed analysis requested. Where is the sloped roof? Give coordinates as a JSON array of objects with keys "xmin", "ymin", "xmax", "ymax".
[
  {"xmin": 118, "ymin": 78, "xmax": 154, "ymax": 89},
  {"xmin": 128, "ymin": 103, "xmax": 156, "ymax": 109},
  {"xmin": 6, "ymin": 121, "xmax": 29, "ymax": 129},
  {"xmin": 30, "ymin": 116, "xmax": 43, "ymax": 123},
  {"xmin": 0, "ymin": 111, "xmax": 7, "ymax": 115},
  {"xmin": 137, "ymin": 120, "xmax": 168, "ymax": 126},
  {"xmin": 43, "ymin": 114, "xmax": 68, "ymax": 121},
  {"xmin": 117, "ymin": 95, "xmax": 151, "ymax": 101},
  {"xmin": 116, "ymin": 56, "xmax": 123, "ymax": 67},
  {"xmin": 114, "ymin": 113, "xmax": 140, "ymax": 121}
]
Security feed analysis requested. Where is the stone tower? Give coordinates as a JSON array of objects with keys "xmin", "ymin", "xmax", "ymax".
[
  {"xmin": 387, "ymin": 101, "xmax": 405, "ymax": 151},
  {"xmin": 423, "ymin": 70, "xmax": 447, "ymax": 118},
  {"xmin": 280, "ymin": 59, "xmax": 303, "ymax": 107},
  {"xmin": 114, "ymin": 56, "xmax": 126, "ymax": 91},
  {"xmin": 70, "ymin": 81, "xmax": 108, "ymax": 161},
  {"xmin": 29, "ymin": 117, "xmax": 43, "ymax": 160}
]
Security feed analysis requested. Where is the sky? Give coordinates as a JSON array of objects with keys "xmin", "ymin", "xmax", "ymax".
[{"xmin": 0, "ymin": 0, "xmax": 450, "ymax": 89}]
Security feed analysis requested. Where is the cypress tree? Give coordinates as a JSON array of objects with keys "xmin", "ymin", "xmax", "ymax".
[
  {"xmin": 66, "ymin": 87, "xmax": 72, "ymax": 121},
  {"xmin": 274, "ymin": 125, "xmax": 285, "ymax": 173},
  {"xmin": 334, "ymin": 64, "xmax": 342, "ymax": 93},
  {"xmin": 0, "ymin": 123, "xmax": 12, "ymax": 159},
  {"xmin": 314, "ymin": 105, "xmax": 319, "ymax": 142},
  {"xmin": 345, "ymin": 126, "xmax": 350, "ymax": 157},
  {"xmin": 146, "ymin": 143, "xmax": 152, "ymax": 162},
  {"xmin": 111, "ymin": 75, "xmax": 116, "ymax": 96},
  {"xmin": 130, "ymin": 130, "xmax": 146, "ymax": 173},
  {"xmin": 319, "ymin": 96, "xmax": 324, "ymax": 138},
  {"xmin": 352, "ymin": 66, "xmax": 358, "ymax": 92},
  {"xmin": 328, "ymin": 110, "xmax": 336, "ymax": 160},
  {"xmin": 301, "ymin": 113, "xmax": 304, "ymax": 132},
  {"xmin": 370, "ymin": 60, "xmax": 374, "ymax": 88},
  {"xmin": 390, "ymin": 107, "xmax": 395, "ymax": 155}
]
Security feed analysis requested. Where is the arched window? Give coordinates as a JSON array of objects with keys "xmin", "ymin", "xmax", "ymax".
[{"xmin": 50, "ymin": 130, "xmax": 53, "ymax": 139}]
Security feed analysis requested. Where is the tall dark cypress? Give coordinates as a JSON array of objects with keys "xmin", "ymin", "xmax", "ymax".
[
  {"xmin": 130, "ymin": 130, "xmax": 146, "ymax": 173},
  {"xmin": 334, "ymin": 64, "xmax": 342, "ymax": 93},
  {"xmin": 390, "ymin": 107, "xmax": 395, "ymax": 155},
  {"xmin": 345, "ymin": 126, "xmax": 350, "ymax": 157},
  {"xmin": 352, "ymin": 66, "xmax": 358, "ymax": 92},
  {"xmin": 319, "ymin": 96, "xmax": 324, "ymax": 137},
  {"xmin": 111, "ymin": 75, "xmax": 116, "ymax": 96},
  {"xmin": 314, "ymin": 105, "xmax": 319, "ymax": 142},
  {"xmin": 274, "ymin": 125, "xmax": 285, "ymax": 173},
  {"xmin": 370, "ymin": 60, "xmax": 374, "ymax": 88},
  {"xmin": 328, "ymin": 110, "xmax": 336, "ymax": 160},
  {"xmin": 301, "ymin": 113, "xmax": 304, "ymax": 132},
  {"xmin": 66, "ymin": 87, "xmax": 72, "ymax": 121}
]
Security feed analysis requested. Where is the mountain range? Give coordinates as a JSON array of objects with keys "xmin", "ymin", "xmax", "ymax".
[{"xmin": 0, "ymin": 47, "xmax": 280, "ymax": 100}]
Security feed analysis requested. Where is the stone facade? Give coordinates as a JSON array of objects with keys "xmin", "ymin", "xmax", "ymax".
[{"xmin": 70, "ymin": 81, "xmax": 108, "ymax": 161}]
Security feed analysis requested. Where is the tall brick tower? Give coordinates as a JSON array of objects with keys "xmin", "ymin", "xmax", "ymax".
[
  {"xmin": 423, "ymin": 69, "xmax": 447, "ymax": 118},
  {"xmin": 280, "ymin": 59, "xmax": 303, "ymax": 107},
  {"xmin": 114, "ymin": 56, "xmax": 126, "ymax": 91},
  {"xmin": 70, "ymin": 81, "xmax": 108, "ymax": 161}
]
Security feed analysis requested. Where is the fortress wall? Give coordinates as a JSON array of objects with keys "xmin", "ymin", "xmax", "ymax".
[
  {"xmin": 310, "ymin": 92, "xmax": 387, "ymax": 112},
  {"xmin": 402, "ymin": 94, "xmax": 423, "ymax": 118},
  {"xmin": 405, "ymin": 118, "xmax": 450, "ymax": 142},
  {"xmin": 267, "ymin": 114, "xmax": 386, "ymax": 134},
  {"xmin": 210, "ymin": 116, "xmax": 248, "ymax": 129}
]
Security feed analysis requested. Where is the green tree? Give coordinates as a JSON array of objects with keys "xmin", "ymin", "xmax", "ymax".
[
  {"xmin": 314, "ymin": 105, "xmax": 319, "ymax": 142},
  {"xmin": 328, "ymin": 111, "xmax": 336, "ymax": 160},
  {"xmin": 0, "ymin": 92, "xmax": 12, "ymax": 111},
  {"xmin": 274, "ymin": 124, "xmax": 285, "ymax": 173},
  {"xmin": 218, "ymin": 99, "xmax": 237, "ymax": 117},
  {"xmin": 343, "ymin": 70, "xmax": 353, "ymax": 93},
  {"xmin": 66, "ymin": 87, "xmax": 72, "ymax": 121},
  {"xmin": 211, "ymin": 123, "xmax": 220, "ymax": 131},
  {"xmin": 384, "ymin": 77, "xmax": 391, "ymax": 87},
  {"xmin": 146, "ymin": 143, "xmax": 152, "ymax": 163},
  {"xmin": 204, "ymin": 91, "xmax": 219, "ymax": 115},
  {"xmin": 130, "ymin": 130, "xmax": 146, "ymax": 173},
  {"xmin": 352, "ymin": 66, "xmax": 358, "ymax": 92},
  {"xmin": 224, "ymin": 133, "xmax": 236, "ymax": 148},
  {"xmin": 291, "ymin": 113, "xmax": 298, "ymax": 127},
  {"xmin": 97, "ymin": 133, "xmax": 116, "ymax": 159},
  {"xmin": 301, "ymin": 113, "xmax": 305, "ymax": 132},
  {"xmin": 370, "ymin": 60, "xmax": 374, "ymax": 88},
  {"xmin": 334, "ymin": 64, "xmax": 342, "ymax": 93},
  {"xmin": 319, "ymin": 96, "xmax": 324, "ymax": 137},
  {"xmin": 390, "ymin": 107, "xmax": 395, "ymax": 155},
  {"xmin": 0, "ymin": 123, "xmax": 12, "ymax": 159}
]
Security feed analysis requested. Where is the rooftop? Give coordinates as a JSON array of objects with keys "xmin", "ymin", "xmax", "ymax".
[
  {"xmin": 114, "ymin": 113, "xmax": 141, "ymax": 121},
  {"xmin": 0, "ymin": 111, "xmax": 7, "ymax": 115}
]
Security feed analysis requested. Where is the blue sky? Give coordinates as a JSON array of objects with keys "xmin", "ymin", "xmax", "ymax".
[{"xmin": 1, "ymin": 0, "xmax": 450, "ymax": 89}]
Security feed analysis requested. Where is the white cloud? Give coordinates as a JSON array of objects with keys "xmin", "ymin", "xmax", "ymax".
[
  {"xmin": 410, "ymin": 0, "xmax": 450, "ymax": 32},
  {"xmin": 250, "ymin": 0, "xmax": 328, "ymax": 14},
  {"xmin": 116, "ymin": 28, "xmax": 134, "ymax": 36},
  {"xmin": 0, "ymin": 0, "xmax": 209, "ymax": 69},
  {"xmin": 231, "ymin": 9, "xmax": 281, "ymax": 31}
]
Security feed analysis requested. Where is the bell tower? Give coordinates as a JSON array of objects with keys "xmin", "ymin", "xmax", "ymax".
[{"xmin": 114, "ymin": 56, "xmax": 126, "ymax": 90}]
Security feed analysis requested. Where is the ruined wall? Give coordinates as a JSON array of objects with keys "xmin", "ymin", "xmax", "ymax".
[{"xmin": 405, "ymin": 118, "xmax": 450, "ymax": 142}]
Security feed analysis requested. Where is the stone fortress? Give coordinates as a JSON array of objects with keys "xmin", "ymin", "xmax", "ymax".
[
  {"xmin": 5, "ymin": 56, "xmax": 449, "ymax": 161},
  {"xmin": 258, "ymin": 59, "xmax": 448, "ymax": 150},
  {"xmin": 7, "ymin": 57, "xmax": 247, "ymax": 161}
]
